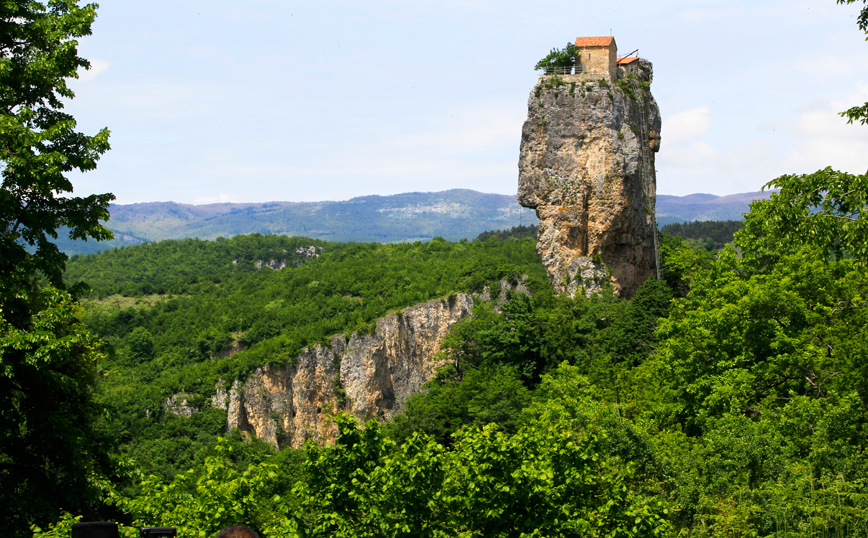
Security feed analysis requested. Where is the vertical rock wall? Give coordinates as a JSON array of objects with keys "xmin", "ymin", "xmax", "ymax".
[
  {"xmin": 517, "ymin": 61, "xmax": 661, "ymax": 298},
  {"xmin": 225, "ymin": 294, "xmax": 476, "ymax": 448}
]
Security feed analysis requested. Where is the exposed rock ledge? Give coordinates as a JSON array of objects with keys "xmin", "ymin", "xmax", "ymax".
[{"xmin": 220, "ymin": 280, "xmax": 527, "ymax": 449}]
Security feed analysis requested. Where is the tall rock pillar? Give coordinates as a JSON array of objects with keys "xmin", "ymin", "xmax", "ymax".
[{"xmin": 517, "ymin": 60, "xmax": 662, "ymax": 298}]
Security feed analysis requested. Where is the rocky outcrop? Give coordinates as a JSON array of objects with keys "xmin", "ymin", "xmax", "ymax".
[
  {"xmin": 164, "ymin": 394, "xmax": 198, "ymax": 417},
  {"xmin": 517, "ymin": 60, "xmax": 661, "ymax": 298},
  {"xmin": 255, "ymin": 246, "xmax": 322, "ymax": 271},
  {"xmin": 295, "ymin": 245, "xmax": 322, "ymax": 259},
  {"xmin": 213, "ymin": 342, "xmax": 245, "ymax": 360},
  {"xmin": 256, "ymin": 259, "xmax": 288, "ymax": 270},
  {"xmin": 211, "ymin": 381, "xmax": 229, "ymax": 410},
  {"xmin": 224, "ymin": 294, "xmax": 476, "ymax": 448}
]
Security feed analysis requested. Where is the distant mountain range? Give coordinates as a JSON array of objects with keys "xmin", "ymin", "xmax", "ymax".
[
  {"xmin": 56, "ymin": 188, "xmax": 774, "ymax": 256},
  {"xmin": 656, "ymin": 191, "xmax": 775, "ymax": 225}
]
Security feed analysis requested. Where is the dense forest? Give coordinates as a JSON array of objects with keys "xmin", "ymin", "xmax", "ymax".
[
  {"xmin": 63, "ymin": 234, "xmax": 547, "ymax": 482},
  {"xmin": 474, "ymin": 224, "xmax": 539, "ymax": 242},
  {"xmin": 24, "ymin": 177, "xmax": 868, "ymax": 537},
  {"xmin": 660, "ymin": 220, "xmax": 744, "ymax": 251}
]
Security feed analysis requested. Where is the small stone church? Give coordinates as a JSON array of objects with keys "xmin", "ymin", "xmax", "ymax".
[{"xmin": 572, "ymin": 36, "xmax": 640, "ymax": 80}]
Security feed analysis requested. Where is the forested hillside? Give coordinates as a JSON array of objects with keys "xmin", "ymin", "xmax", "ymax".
[
  {"xmin": 660, "ymin": 220, "xmax": 744, "ymax": 251},
  {"xmin": 63, "ymin": 234, "xmax": 547, "ymax": 483},
  {"xmin": 36, "ymin": 169, "xmax": 868, "ymax": 537}
]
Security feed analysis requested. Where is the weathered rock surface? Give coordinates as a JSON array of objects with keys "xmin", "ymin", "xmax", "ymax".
[
  {"xmin": 517, "ymin": 61, "xmax": 661, "ymax": 298},
  {"xmin": 164, "ymin": 394, "xmax": 198, "ymax": 417},
  {"xmin": 211, "ymin": 381, "xmax": 229, "ymax": 410},
  {"xmin": 224, "ymin": 294, "xmax": 477, "ymax": 448},
  {"xmin": 254, "ymin": 245, "xmax": 322, "ymax": 271}
]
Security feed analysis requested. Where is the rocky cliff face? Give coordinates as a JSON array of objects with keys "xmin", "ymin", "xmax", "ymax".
[
  {"xmin": 223, "ymin": 294, "xmax": 477, "ymax": 448},
  {"xmin": 517, "ymin": 61, "xmax": 661, "ymax": 298},
  {"xmin": 164, "ymin": 393, "xmax": 198, "ymax": 417}
]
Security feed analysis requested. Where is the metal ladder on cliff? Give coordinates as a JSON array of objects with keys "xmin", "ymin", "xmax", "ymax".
[{"xmin": 629, "ymin": 78, "xmax": 662, "ymax": 281}]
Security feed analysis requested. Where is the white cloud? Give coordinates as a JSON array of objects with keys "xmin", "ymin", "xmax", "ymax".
[
  {"xmin": 657, "ymin": 107, "xmax": 723, "ymax": 192},
  {"xmin": 77, "ymin": 59, "xmax": 110, "ymax": 82},
  {"xmin": 659, "ymin": 141, "xmax": 717, "ymax": 167},
  {"xmin": 64, "ymin": 0, "xmax": 868, "ymax": 204},
  {"xmin": 782, "ymin": 84, "xmax": 868, "ymax": 173},
  {"xmin": 663, "ymin": 107, "xmax": 711, "ymax": 145},
  {"xmin": 798, "ymin": 51, "xmax": 868, "ymax": 80},
  {"xmin": 657, "ymin": 85, "xmax": 868, "ymax": 196}
]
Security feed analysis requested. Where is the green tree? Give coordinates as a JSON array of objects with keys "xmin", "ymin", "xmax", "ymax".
[
  {"xmin": 650, "ymin": 248, "xmax": 868, "ymax": 433},
  {"xmin": 534, "ymin": 42, "xmax": 580, "ymax": 73},
  {"xmin": 0, "ymin": 288, "xmax": 108, "ymax": 535},
  {"xmin": 126, "ymin": 326, "xmax": 155, "ymax": 363},
  {"xmin": 838, "ymin": 0, "xmax": 868, "ymax": 124},
  {"xmin": 0, "ymin": 2, "xmax": 113, "ymax": 535},
  {"xmin": 111, "ymin": 441, "xmax": 293, "ymax": 538},
  {"xmin": 737, "ymin": 168, "xmax": 868, "ymax": 267},
  {"xmin": 0, "ymin": 0, "xmax": 113, "ymax": 308},
  {"xmin": 384, "ymin": 363, "xmax": 531, "ymax": 446},
  {"xmin": 299, "ymin": 414, "xmax": 672, "ymax": 538}
]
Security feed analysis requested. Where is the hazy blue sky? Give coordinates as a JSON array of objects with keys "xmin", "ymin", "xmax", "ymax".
[{"xmin": 66, "ymin": 0, "xmax": 868, "ymax": 204}]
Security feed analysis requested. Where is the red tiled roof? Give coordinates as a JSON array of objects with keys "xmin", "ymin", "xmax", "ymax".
[
  {"xmin": 617, "ymin": 56, "xmax": 639, "ymax": 65},
  {"xmin": 575, "ymin": 36, "xmax": 615, "ymax": 47}
]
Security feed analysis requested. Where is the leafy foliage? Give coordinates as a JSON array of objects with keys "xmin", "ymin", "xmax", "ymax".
[
  {"xmin": 837, "ymin": 0, "xmax": 868, "ymax": 124},
  {"xmin": 65, "ymin": 234, "xmax": 546, "ymax": 480},
  {"xmin": 653, "ymin": 249, "xmax": 868, "ymax": 431},
  {"xmin": 534, "ymin": 42, "xmax": 580, "ymax": 73},
  {"xmin": 0, "ymin": 2, "xmax": 116, "ymax": 536},
  {"xmin": 387, "ymin": 278, "xmax": 673, "ymax": 446},
  {"xmin": 660, "ymin": 220, "xmax": 743, "ymax": 251},
  {"xmin": 297, "ymin": 414, "xmax": 672, "ymax": 538},
  {"xmin": 628, "ymin": 137, "xmax": 868, "ymax": 536},
  {"xmin": 737, "ymin": 168, "xmax": 868, "ymax": 266},
  {"xmin": 384, "ymin": 363, "xmax": 531, "ymax": 446},
  {"xmin": 110, "ymin": 441, "xmax": 293, "ymax": 538},
  {"xmin": 0, "ymin": 0, "xmax": 113, "ymax": 300},
  {"xmin": 1, "ymin": 287, "xmax": 109, "ymax": 535},
  {"xmin": 474, "ymin": 224, "xmax": 538, "ymax": 242}
]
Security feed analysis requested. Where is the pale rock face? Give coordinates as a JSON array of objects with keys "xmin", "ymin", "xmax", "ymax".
[
  {"xmin": 517, "ymin": 60, "xmax": 661, "ymax": 298},
  {"xmin": 295, "ymin": 245, "xmax": 322, "ymax": 259},
  {"xmin": 477, "ymin": 277, "xmax": 532, "ymax": 305},
  {"xmin": 164, "ymin": 394, "xmax": 198, "ymax": 417},
  {"xmin": 256, "ymin": 259, "xmax": 288, "ymax": 270},
  {"xmin": 224, "ymin": 294, "xmax": 475, "ymax": 448},
  {"xmin": 211, "ymin": 381, "xmax": 229, "ymax": 410},
  {"xmin": 254, "ymin": 246, "xmax": 322, "ymax": 271}
]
